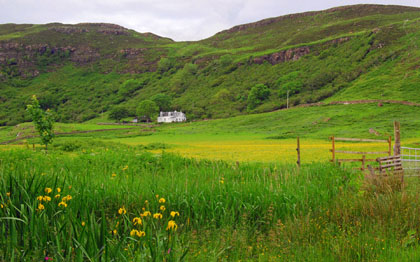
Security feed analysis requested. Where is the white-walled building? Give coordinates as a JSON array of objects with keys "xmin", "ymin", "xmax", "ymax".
[{"xmin": 157, "ymin": 111, "xmax": 186, "ymax": 123}]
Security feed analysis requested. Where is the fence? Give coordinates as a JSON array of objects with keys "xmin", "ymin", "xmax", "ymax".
[
  {"xmin": 330, "ymin": 136, "xmax": 392, "ymax": 171},
  {"xmin": 401, "ymin": 146, "xmax": 420, "ymax": 176}
]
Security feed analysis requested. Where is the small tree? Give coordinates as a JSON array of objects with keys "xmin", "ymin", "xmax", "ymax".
[
  {"xmin": 151, "ymin": 93, "xmax": 172, "ymax": 111},
  {"xmin": 136, "ymin": 100, "xmax": 159, "ymax": 123},
  {"xmin": 26, "ymin": 95, "xmax": 55, "ymax": 152},
  {"xmin": 109, "ymin": 106, "xmax": 129, "ymax": 122},
  {"xmin": 247, "ymin": 84, "xmax": 270, "ymax": 111}
]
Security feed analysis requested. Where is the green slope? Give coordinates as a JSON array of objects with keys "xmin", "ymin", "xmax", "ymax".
[{"xmin": 0, "ymin": 4, "xmax": 419, "ymax": 125}]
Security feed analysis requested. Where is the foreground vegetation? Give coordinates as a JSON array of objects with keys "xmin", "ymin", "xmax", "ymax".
[{"xmin": 1, "ymin": 144, "xmax": 420, "ymax": 261}]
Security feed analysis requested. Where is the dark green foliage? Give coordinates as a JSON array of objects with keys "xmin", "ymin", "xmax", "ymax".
[
  {"xmin": 109, "ymin": 106, "xmax": 129, "ymax": 122},
  {"xmin": 276, "ymin": 71, "xmax": 304, "ymax": 98},
  {"xmin": 157, "ymin": 57, "xmax": 174, "ymax": 74},
  {"xmin": 136, "ymin": 100, "xmax": 159, "ymax": 122},
  {"xmin": 247, "ymin": 84, "xmax": 270, "ymax": 110},
  {"xmin": 118, "ymin": 79, "xmax": 147, "ymax": 98},
  {"xmin": 151, "ymin": 93, "xmax": 172, "ymax": 111}
]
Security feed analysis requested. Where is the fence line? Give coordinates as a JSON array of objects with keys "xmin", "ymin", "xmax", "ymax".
[{"xmin": 401, "ymin": 147, "xmax": 420, "ymax": 172}]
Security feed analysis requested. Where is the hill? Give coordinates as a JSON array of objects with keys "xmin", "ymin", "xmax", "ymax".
[{"xmin": 0, "ymin": 4, "xmax": 420, "ymax": 125}]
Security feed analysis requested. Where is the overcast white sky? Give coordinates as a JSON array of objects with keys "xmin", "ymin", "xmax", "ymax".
[{"xmin": 1, "ymin": 0, "xmax": 419, "ymax": 41}]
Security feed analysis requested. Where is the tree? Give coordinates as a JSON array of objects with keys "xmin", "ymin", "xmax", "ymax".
[
  {"xmin": 26, "ymin": 95, "xmax": 55, "ymax": 152},
  {"xmin": 136, "ymin": 100, "xmax": 159, "ymax": 123},
  {"xmin": 109, "ymin": 106, "xmax": 129, "ymax": 122},
  {"xmin": 151, "ymin": 93, "xmax": 172, "ymax": 111},
  {"xmin": 247, "ymin": 84, "xmax": 270, "ymax": 111}
]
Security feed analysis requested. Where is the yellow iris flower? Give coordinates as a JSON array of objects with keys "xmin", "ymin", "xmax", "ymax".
[
  {"xmin": 170, "ymin": 211, "xmax": 180, "ymax": 218},
  {"xmin": 166, "ymin": 220, "xmax": 178, "ymax": 231},
  {"xmin": 133, "ymin": 217, "xmax": 142, "ymax": 226},
  {"xmin": 118, "ymin": 207, "xmax": 127, "ymax": 215},
  {"xmin": 58, "ymin": 201, "xmax": 68, "ymax": 208}
]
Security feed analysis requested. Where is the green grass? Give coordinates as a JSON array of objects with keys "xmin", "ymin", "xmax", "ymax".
[{"xmin": 2, "ymin": 144, "xmax": 420, "ymax": 261}]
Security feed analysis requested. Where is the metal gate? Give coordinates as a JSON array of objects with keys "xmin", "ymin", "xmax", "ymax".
[{"xmin": 401, "ymin": 147, "xmax": 420, "ymax": 175}]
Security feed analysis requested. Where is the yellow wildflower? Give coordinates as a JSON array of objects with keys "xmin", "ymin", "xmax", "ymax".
[
  {"xmin": 153, "ymin": 213, "xmax": 163, "ymax": 219},
  {"xmin": 155, "ymin": 194, "xmax": 159, "ymax": 199},
  {"xmin": 62, "ymin": 195, "xmax": 72, "ymax": 202},
  {"xmin": 122, "ymin": 165, "xmax": 128, "ymax": 171},
  {"xmin": 37, "ymin": 203, "xmax": 45, "ymax": 211},
  {"xmin": 37, "ymin": 196, "xmax": 43, "ymax": 201},
  {"xmin": 82, "ymin": 221, "xmax": 86, "ymax": 227},
  {"xmin": 141, "ymin": 211, "xmax": 151, "ymax": 217},
  {"xmin": 1, "ymin": 204, "xmax": 4, "ymax": 208},
  {"xmin": 6, "ymin": 192, "xmax": 10, "ymax": 197},
  {"xmin": 58, "ymin": 201, "xmax": 68, "ymax": 208},
  {"xmin": 159, "ymin": 198, "xmax": 166, "ymax": 203},
  {"xmin": 130, "ymin": 229, "xmax": 139, "ymax": 237},
  {"xmin": 133, "ymin": 217, "xmax": 142, "ymax": 226},
  {"xmin": 166, "ymin": 220, "xmax": 178, "ymax": 231},
  {"xmin": 170, "ymin": 211, "xmax": 180, "ymax": 218},
  {"xmin": 45, "ymin": 188, "xmax": 52, "ymax": 194},
  {"xmin": 130, "ymin": 229, "xmax": 145, "ymax": 237},
  {"xmin": 112, "ymin": 229, "xmax": 117, "ymax": 235},
  {"xmin": 68, "ymin": 185, "xmax": 72, "ymax": 190},
  {"xmin": 112, "ymin": 173, "xmax": 117, "ymax": 178},
  {"xmin": 160, "ymin": 205, "xmax": 166, "ymax": 212},
  {"xmin": 57, "ymin": 188, "xmax": 61, "ymax": 193},
  {"xmin": 144, "ymin": 200, "xmax": 148, "ymax": 205},
  {"xmin": 55, "ymin": 194, "xmax": 61, "ymax": 199},
  {"xmin": 42, "ymin": 196, "xmax": 51, "ymax": 202},
  {"xmin": 118, "ymin": 207, "xmax": 127, "ymax": 215}
]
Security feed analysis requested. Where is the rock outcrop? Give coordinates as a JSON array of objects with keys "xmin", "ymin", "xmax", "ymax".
[{"xmin": 252, "ymin": 46, "xmax": 310, "ymax": 65}]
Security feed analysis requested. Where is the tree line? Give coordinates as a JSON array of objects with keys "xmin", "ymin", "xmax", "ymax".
[{"xmin": 109, "ymin": 93, "xmax": 172, "ymax": 123}]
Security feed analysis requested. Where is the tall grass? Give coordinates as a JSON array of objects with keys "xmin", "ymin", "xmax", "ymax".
[
  {"xmin": 1, "ymin": 147, "xmax": 420, "ymax": 261},
  {"xmin": 0, "ymin": 147, "xmax": 350, "ymax": 261}
]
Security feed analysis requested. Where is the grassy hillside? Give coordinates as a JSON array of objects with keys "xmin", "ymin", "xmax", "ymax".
[{"xmin": 0, "ymin": 5, "xmax": 420, "ymax": 125}]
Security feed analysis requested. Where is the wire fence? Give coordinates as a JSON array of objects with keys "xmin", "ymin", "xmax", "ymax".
[{"xmin": 401, "ymin": 147, "xmax": 420, "ymax": 176}]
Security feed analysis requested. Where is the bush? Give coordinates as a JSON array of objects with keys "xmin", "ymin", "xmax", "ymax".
[{"xmin": 247, "ymin": 84, "xmax": 270, "ymax": 110}]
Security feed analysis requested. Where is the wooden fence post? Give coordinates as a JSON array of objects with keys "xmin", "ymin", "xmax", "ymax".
[
  {"xmin": 394, "ymin": 121, "xmax": 401, "ymax": 156},
  {"xmin": 331, "ymin": 136, "xmax": 335, "ymax": 163},
  {"xmin": 388, "ymin": 136, "xmax": 392, "ymax": 156},
  {"xmin": 296, "ymin": 137, "xmax": 301, "ymax": 168},
  {"xmin": 362, "ymin": 155, "xmax": 366, "ymax": 171}
]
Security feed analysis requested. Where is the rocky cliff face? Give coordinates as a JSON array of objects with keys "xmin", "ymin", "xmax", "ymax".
[
  {"xmin": 0, "ymin": 41, "xmax": 101, "ymax": 78},
  {"xmin": 252, "ymin": 47, "xmax": 310, "ymax": 65}
]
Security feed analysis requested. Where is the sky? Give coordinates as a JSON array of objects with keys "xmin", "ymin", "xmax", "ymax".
[{"xmin": 1, "ymin": 0, "xmax": 419, "ymax": 41}]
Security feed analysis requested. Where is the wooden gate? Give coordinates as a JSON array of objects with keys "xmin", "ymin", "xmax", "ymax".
[{"xmin": 330, "ymin": 136, "xmax": 392, "ymax": 171}]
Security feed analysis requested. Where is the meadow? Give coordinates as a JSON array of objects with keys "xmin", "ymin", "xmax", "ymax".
[
  {"xmin": 1, "ymin": 103, "xmax": 420, "ymax": 261},
  {"xmin": 2, "ymin": 142, "xmax": 420, "ymax": 261}
]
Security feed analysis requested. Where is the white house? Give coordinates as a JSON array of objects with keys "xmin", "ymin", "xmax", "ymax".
[{"xmin": 157, "ymin": 111, "xmax": 186, "ymax": 123}]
